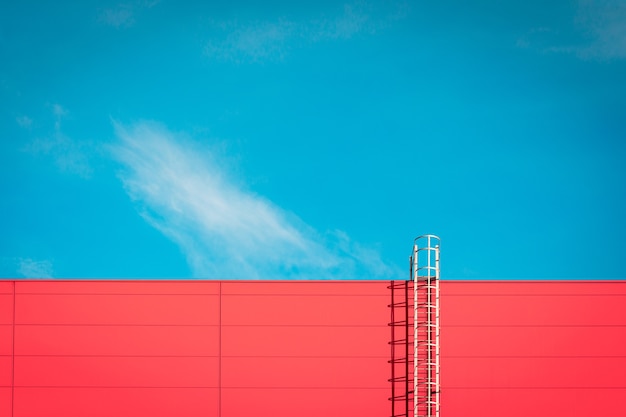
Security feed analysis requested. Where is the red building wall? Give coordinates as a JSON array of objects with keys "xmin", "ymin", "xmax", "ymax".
[
  {"xmin": 1, "ymin": 280, "xmax": 389, "ymax": 417},
  {"xmin": 440, "ymin": 281, "xmax": 626, "ymax": 417},
  {"xmin": 1, "ymin": 279, "xmax": 625, "ymax": 416}
]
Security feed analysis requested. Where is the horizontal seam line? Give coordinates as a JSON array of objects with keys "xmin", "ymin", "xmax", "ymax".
[
  {"xmin": 9, "ymin": 386, "xmax": 388, "ymax": 389},
  {"xmin": 10, "ymin": 355, "xmax": 388, "ymax": 358}
]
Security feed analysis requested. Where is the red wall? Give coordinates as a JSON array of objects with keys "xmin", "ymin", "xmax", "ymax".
[
  {"xmin": 1, "ymin": 280, "xmax": 625, "ymax": 417},
  {"xmin": 440, "ymin": 281, "xmax": 626, "ymax": 417},
  {"xmin": 1, "ymin": 280, "xmax": 389, "ymax": 417}
]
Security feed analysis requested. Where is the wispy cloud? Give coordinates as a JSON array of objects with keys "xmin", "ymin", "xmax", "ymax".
[
  {"xmin": 575, "ymin": 0, "xmax": 626, "ymax": 59},
  {"xmin": 16, "ymin": 115, "xmax": 33, "ymax": 129},
  {"xmin": 26, "ymin": 134, "xmax": 94, "ymax": 178},
  {"xmin": 110, "ymin": 121, "xmax": 400, "ymax": 279},
  {"xmin": 17, "ymin": 258, "xmax": 54, "ymax": 279},
  {"xmin": 52, "ymin": 103, "xmax": 67, "ymax": 129},
  {"xmin": 309, "ymin": 1, "xmax": 406, "ymax": 41},
  {"xmin": 205, "ymin": 19, "xmax": 296, "ymax": 63},
  {"xmin": 52, "ymin": 103, "xmax": 68, "ymax": 118},
  {"xmin": 22, "ymin": 104, "xmax": 94, "ymax": 178},
  {"xmin": 518, "ymin": 1, "xmax": 626, "ymax": 60},
  {"xmin": 98, "ymin": 0, "xmax": 160, "ymax": 28},
  {"xmin": 205, "ymin": 1, "xmax": 409, "ymax": 63}
]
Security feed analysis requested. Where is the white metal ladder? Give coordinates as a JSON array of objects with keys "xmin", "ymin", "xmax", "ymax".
[{"xmin": 412, "ymin": 235, "xmax": 440, "ymax": 417}]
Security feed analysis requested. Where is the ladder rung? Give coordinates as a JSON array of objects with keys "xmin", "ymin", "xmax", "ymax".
[
  {"xmin": 388, "ymin": 302, "xmax": 409, "ymax": 307},
  {"xmin": 388, "ymin": 358, "xmax": 413, "ymax": 364}
]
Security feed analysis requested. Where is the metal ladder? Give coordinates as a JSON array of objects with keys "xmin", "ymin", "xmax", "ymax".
[
  {"xmin": 412, "ymin": 235, "xmax": 441, "ymax": 417},
  {"xmin": 390, "ymin": 236, "xmax": 440, "ymax": 417},
  {"xmin": 388, "ymin": 278, "xmax": 413, "ymax": 417}
]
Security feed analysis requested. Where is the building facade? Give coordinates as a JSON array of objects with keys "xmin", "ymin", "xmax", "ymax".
[{"xmin": 1, "ymin": 279, "xmax": 625, "ymax": 416}]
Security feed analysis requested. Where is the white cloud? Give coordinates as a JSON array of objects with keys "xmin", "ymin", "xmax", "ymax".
[
  {"xmin": 98, "ymin": 1, "xmax": 160, "ymax": 28},
  {"xmin": 519, "ymin": 1, "xmax": 626, "ymax": 60},
  {"xmin": 25, "ymin": 133, "xmax": 94, "ymax": 178},
  {"xmin": 205, "ymin": 1, "xmax": 409, "ymax": 63},
  {"xmin": 52, "ymin": 103, "xmax": 68, "ymax": 118},
  {"xmin": 309, "ymin": 2, "xmax": 381, "ymax": 41},
  {"xmin": 206, "ymin": 19, "xmax": 296, "ymax": 63},
  {"xmin": 110, "ymin": 121, "xmax": 400, "ymax": 279},
  {"xmin": 576, "ymin": 0, "xmax": 626, "ymax": 59},
  {"xmin": 99, "ymin": 5, "xmax": 135, "ymax": 28},
  {"xmin": 22, "ymin": 104, "xmax": 94, "ymax": 179},
  {"xmin": 16, "ymin": 115, "xmax": 33, "ymax": 128},
  {"xmin": 18, "ymin": 258, "xmax": 54, "ymax": 279}
]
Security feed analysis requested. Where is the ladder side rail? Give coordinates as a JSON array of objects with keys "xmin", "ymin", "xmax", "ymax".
[
  {"xmin": 435, "ymin": 245, "xmax": 440, "ymax": 417},
  {"xmin": 390, "ymin": 280, "xmax": 396, "ymax": 417},
  {"xmin": 413, "ymin": 244, "xmax": 419, "ymax": 417},
  {"xmin": 405, "ymin": 279, "xmax": 410, "ymax": 417}
]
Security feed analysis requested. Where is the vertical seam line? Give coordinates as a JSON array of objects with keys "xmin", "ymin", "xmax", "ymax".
[
  {"xmin": 218, "ymin": 282, "xmax": 222, "ymax": 417},
  {"xmin": 12, "ymin": 281, "xmax": 16, "ymax": 417}
]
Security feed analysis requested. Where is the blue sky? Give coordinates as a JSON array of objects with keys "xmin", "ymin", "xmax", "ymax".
[{"xmin": 1, "ymin": 0, "xmax": 625, "ymax": 279}]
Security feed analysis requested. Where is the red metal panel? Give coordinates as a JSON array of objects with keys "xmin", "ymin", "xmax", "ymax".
[
  {"xmin": 0, "ymin": 281, "xmax": 12, "ymax": 293},
  {"xmin": 442, "ymin": 294, "xmax": 626, "ymax": 325},
  {"xmin": 15, "ymin": 294, "xmax": 219, "ymax": 325},
  {"xmin": 442, "ymin": 325, "xmax": 626, "ymax": 357},
  {"xmin": 15, "ymin": 325, "xmax": 219, "ymax": 356},
  {"xmin": 14, "ymin": 356, "xmax": 219, "ymax": 387},
  {"xmin": 0, "ymin": 294, "xmax": 12, "ymax": 324},
  {"xmin": 0, "ymin": 356, "xmax": 12, "ymax": 387},
  {"xmin": 220, "ymin": 282, "xmax": 391, "ymax": 416},
  {"xmin": 222, "ymin": 281, "xmax": 389, "ymax": 295},
  {"xmin": 0, "ymin": 282, "xmax": 12, "ymax": 417},
  {"xmin": 443, "ymin": 388, "xmax": 626, "ymax": 417},
  {"xmin": 13, "ymin": 387, "xmax": 218, "ymax": 417},
  {"xmin": 222, "ymin": 294, "xmax": 388, "ymax": 326},
  {"xmin": 222, "ymin": 357, "xmax": 387, "ymax": 388},
  {"xmin": 443, "ymin": 280, "xmax": 626, "ymax": 295},
  {"xmin": 15, "ymin": 280, "xmax": 219, "ymax": 294},
  {"xmin": 0, "ymin": 325, "xmax": 11, "ymax": 355},
  {"xmin": 440, "ymin": 281, "xmax": 626, "ymax": 417},
  {"xmin": 222, "ymin": 325, "xmax": 387, "ymax": 357},
  {"xmin": 221, "ymin": 388, "xmax": 388, "ymax": 417},
  {"xmin": 0, "ymin": 388, "xmax": 11, "ymax": 417},
  {"xmin": 443, "ymin": 357, "xmax": 626, "ymax": 388}
]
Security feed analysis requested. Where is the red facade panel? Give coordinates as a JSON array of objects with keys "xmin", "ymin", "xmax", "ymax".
[
  {"xmin": 15, "ymin": 294, "xmax": 220, "ymax": 325},
  {"xmin": 221, "ymin": 281, "xmax": 388, "ymax": 295},
  {"xmin": 0, "ymin": 294, "xmax": 13, "ymax": 325},
  {"xmin": 221, "ymin": 294, "xmax": 388, "ymax": 326},
  {"xmin": 443, "ymin": 388, "xmax": 626, "ymax": 417},
  {"xmin": 14, "ymin": 325, "xmax": 220, "ymax": 356},
  {"xmin": 4, "ymin": 280, "xmax": 392, "ymax": 417},
  {"xmin": 0, "ymin": 281, "xmax": 12, "ymax": 293},
  {"xmin": 222, "ymin": 325, "xmax": 387, "ymax": 357},
  {"xmin": 441, "ymin": 325, "xmax": 626, "ymax": 357},
  {"xmin": 222, "ymin": 357, "xmax": 386, "ymax": 388},
  {"xmin": 14, "ymin": 356, "xmax": 219, "ymax": 387},
  {"xmin": 440, "ymin": 281, "xmax": 626, "ymax": 417},
  {"xmin": 443, "ymin": 280, "xmax": 626, "ymax": 295},
  {"xmin": 221, "ymin": 387, "xmax": 388, "ymax": 417},
  {"xmin": 13, "ymin": 387, "xmax": 219, "ymax": 417},
  {"xmin": 0, "ymin": 388, "xmax": 11, "ymax": 417},
  {"xmin": 0, "ymin": 326, "xmax": 12, "ymax": 356},
  {"xmin": 444, "ymin": 357, "xmax": 626, "ymax": 387},
  {"xmin": 442, "ymin": 294, "xmax": 626, "ymax": 326},
  {"xmin": 14, "ymin": 280, "xmax": 220, "ymax": 295},
  {"xmin": 0, "ymin": 356, "xmax": 12, "ymax": 387},
  {"xmin": 0, "ymin": 283, "xmax": 12, "ymax": 416}
]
